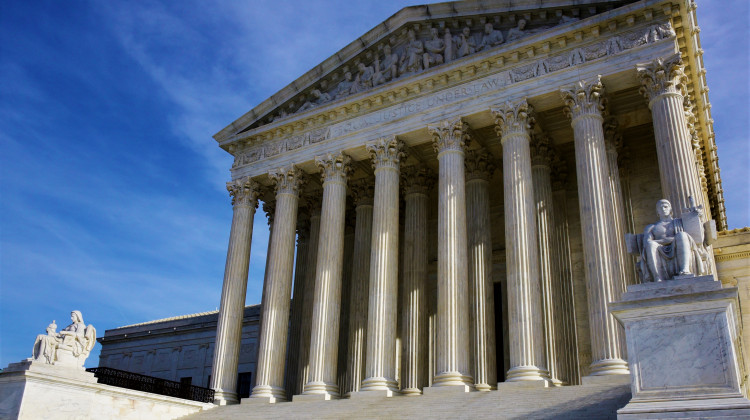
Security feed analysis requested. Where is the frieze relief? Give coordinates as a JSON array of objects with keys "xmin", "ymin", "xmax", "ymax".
[{"xmin": 232, "ymin": 21, "xmax": 674, "ymax": 171}]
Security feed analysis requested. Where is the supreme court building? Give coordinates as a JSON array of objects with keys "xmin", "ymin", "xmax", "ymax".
[{"xmin": 192, "ymin": 0, "xmax": 750, "ymax": 407}]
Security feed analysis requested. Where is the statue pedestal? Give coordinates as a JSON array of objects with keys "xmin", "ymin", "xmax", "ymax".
[{"xmin": 610, "ymin": 276, "xmax": 750, "ymax": 418}]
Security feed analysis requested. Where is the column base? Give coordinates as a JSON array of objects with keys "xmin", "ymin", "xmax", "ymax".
[
  {"xmin": 359, "ymin": 376, "xmax": 399, "ymax": 394},
  {"xmin": 400, "ymin": 387, "xmax": 422, "ymax": 396},
  {"xmin": 432, "ymin": 371, "xmax": 474, "ymax": 388},
  {"xmin": 247, "ymin": 385, "xmax": 287, "ymax": 403},
  {"xmin": 300, "ymin": 381, "xmax": 340, "ymax": 400},
  {"xmin": 588, "ymin": 358, "xmax": 630, "ymax": 376},
  {"xmin": 505, "ymin": 365, "xmax": 550, "ymax": 382},
  {"xmin": 212, "ymin": 389, "xmax": 239, "ymax": 406},
  {"xmin": 474, "ymin": 383, "xmax": 496, "ymax": 392}
]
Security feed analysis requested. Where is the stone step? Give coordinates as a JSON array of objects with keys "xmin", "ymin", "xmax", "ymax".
[{"xmin": 183, "ymin": 382, "xmax": 631, "ymax": 419}]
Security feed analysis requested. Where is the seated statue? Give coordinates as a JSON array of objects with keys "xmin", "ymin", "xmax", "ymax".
[
  {"xmin": 32, "ymin": 310, "xmax": 96, "ymax": 368},
  {"xmin": 626, "ymin": 197, "xmax": 715, "ymax": 282}
]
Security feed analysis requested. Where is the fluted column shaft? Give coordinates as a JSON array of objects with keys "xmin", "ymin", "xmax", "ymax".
[
  {"xmin": 492, "ymin": 101, "xmax": 548, "ymax": 383},
  {"xmin": 561, "ymin": 78, "xmax": 628, "ymax": 375},
  {"xmin": 361, "ymin": 137, "xmax": 404, "ymax": 394},
  {"xmin": 303, "ymin": 153, "xmax": 351, "ymax": 398},
  {"xmin": 284, "ymin": 220, "xmax": 309, "ymax": 397},
  {"xmin": 604, "ymin": 121, "xmax": 637, "ymax": 288},
  {"xmin": 344, "ymin": 182, "xmax": 374, "ymax": 395},
  {"xmin": 296, "ymin": 205, "xmax": 321, "ymax": 395},
  {"xmin": 400, "ymin": 167, "xmax": 432, "ymax": 395},
  {"xmin": 465, "ymin": 151, "xmax": 497, "ymax": 391},
  {"xmin": 211, "ymin": 177, "xmax": 260, "ymax": 405},
  {"xmin": 637, "ymin": 53, "xmax": 704, "ymax": 215},
  {"xmin": 428, "ymin": 118, "xmax": 473, "ymax": 388},
  {"xmin": 252, "ymin": 167, "xmax": 306, "ymax": 402}
]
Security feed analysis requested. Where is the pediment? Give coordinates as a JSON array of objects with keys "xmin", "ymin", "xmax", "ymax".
[{"xmin": 214, "ymin": 0, "xmax": 635, "ymax": 144}]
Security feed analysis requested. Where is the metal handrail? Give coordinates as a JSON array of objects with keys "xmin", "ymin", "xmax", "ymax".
[{"xmin": 86, "ymin": 367, "xmax": 214, "ymax": 403}]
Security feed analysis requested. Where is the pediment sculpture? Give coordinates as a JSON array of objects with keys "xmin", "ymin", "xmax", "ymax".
[
  {"xmin": 626, "ymin": 197, "xmax": 717, "ymax": 282},
  {"xmin": 32, "ymin": 310, "xmax": 96, "ymax": 368}
]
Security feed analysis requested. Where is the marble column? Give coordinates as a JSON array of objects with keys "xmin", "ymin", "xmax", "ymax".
[
  {"xmin": 550, "ymin": 159, "xmax": 581, "ymax": 385},
  {"xmin": 302, "ymin": 152, "xmax": 352, "ymax": 399},
  {"xmin": 464, "ymin": 150, "xmax": 497, "ymax": 391},
  {"xmin": 360, "ymin": 136, "xmax": 405, "ymax": 395},
  {"xmin": 210, "ymin": 176, "xmax": 261, "ymax": 405},
  {"xmin": 560, "ymin": 77, "xmax": 628, "ymax": 376},
  {"xmin": 604, "ymin": 119, "xmax": 637, "ymax": 288},
  {"xmin": 284, "ymin": 212, "xmax": 309, "ymax": 397},
  {"xmin": 637, "ymin": 53, "xmax": 705, "ymax": 216},
  {"xmin": 344, "ymin": 179, "xmax": 374, "ymax": 395},
  {"xmin": 337, "ymin": 218, "xmax": 355, "ymax": 393},
  {"xmin": 251, "ymin": 166, "xmax": 306, "ymax": 403},
  {"xmin": 427, "ymin": 118, "xmax": 473, "ymax": 389},
  {"xmin": 400, "ymin": 166, "xmax": 433, "ymax": 395},
  {"xmin": 296, "ymin": 197, "xmax": 322, "ymax": 395},
  {"xmin": 491, "ymin": 100, "xmax": 549, "ymax": 383},
  {"xmin": 529, "ymin": 134, "xmax": 561, "ymax": 385}
]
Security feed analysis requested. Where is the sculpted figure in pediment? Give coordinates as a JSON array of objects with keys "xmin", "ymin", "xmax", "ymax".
[
  {"xmin": 334, "ymin": 71, "xmax": 355, "ymax": 99},
  {"xmin": 423, "ymin": 27, "xmax": 445, "ymax": 70},
  {"xmin": 479, "ymin": 22, "xmax": 504, "ymax": 51},
  {"xmin": 506, "ymin": 19, "xmax": 528, "ymax": 42},
  {"xmin": 443, "ymin": 28, "xmax": 456, "ymax": 62},
  {"xmin": 298, "ymin": 89, "xmax": 332, "ymax": 112},
  {"xmin": 352, "ymin": 62, "xmax": 375, "ymax": 93},
  {"xmin": 457, "ymin": 27, "xmax": 476, "ymax": 58},
  {"xmin": 399, "ymin": 29, "xmax": 424, "ymax": 75},
  {"xmin": 373, "ymin": 44, "xmax": 399, "ymax": 86}
]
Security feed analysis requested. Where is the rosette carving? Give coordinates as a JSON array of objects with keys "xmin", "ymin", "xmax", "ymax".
[
  {"xmin": 560, "ymin": 76, "xmax": 607, "ymax": 121},
  {"xmin": 428, "ymin": 117, "xmax": 470, "ymax": 154},
  {"xmin": 464, "ymin": 149, "xmax": 497, "ymax": 181},
  {"xmin": 491, "ymin": 99, "xmax": 535, "ymax": 140},
  {"xmin": 366, "ymin": 136, "xmax": 406, "ymax": 171},
  {"xmin": 636, "ymin": 53, "xmax": 687, "ymax": 102},
  {"xmin": 268, "ymin": 165, "xmax": 307, "ymax": 196},
  {"xmin": 226, "ymin": 176, "xmax": 261, "ymax": 208},
  {"xmin": 315, "ymin": 151, "xmax": 352, "ymax": 185}
]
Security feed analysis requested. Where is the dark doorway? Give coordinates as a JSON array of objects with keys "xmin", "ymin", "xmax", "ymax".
[
  {"xmin": 179, "ymin": 377, "xmax": 192, "ymax": 399},
  {"xmin": 237, "ymin": 372, "xmax": 253, "ymax": 399},
  {"xmin": 494, "ymin": 282, "xmax": 505, "ymax": 382}
]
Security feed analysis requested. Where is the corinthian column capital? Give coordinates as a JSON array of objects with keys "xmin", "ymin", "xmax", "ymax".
[
  {"xmin": 636, "ymin": 53, "xmax": 687, "ymax": 103},
  {"xmin": 560, "ymin": 76, "xmax": 607, "ymax": 122},
  {"xmin": 366, "ymin": 136, "xmax": 406, "ymax": 171},
  {"xmin": 428, "ymin": 117, "xmax": 470, "ymax": 154},
  {"xmin": 464, "ymin": 149, "xmax": 496, "ymax": 181},
  {"xmin": 491, "ymin": 99, "xmax": 535, "ymax": 141},
  {"xmin": 315, "ymin": 152, "xmax": 352, "ymax": 185},
  {"xmin": 349, "ymin": 178, "xmax": 375, "ymax": 207},
  {"xmin": 530, "ymin": 133, "xmax": 555, "ymax": 168},
  {"xmin": 401, "ymin": 165, "xmax": 435, "ymax": 195},
  {"xmin": 269, "ymin": 165, "xmax": 307, "ymax": 196},
  {"xmin": 262, "ymin": 199, "xmax": 276, "ymax": 226},
  {"xmin": 226, "ymin": 176, "xmax": 261, "ymax": 208}
]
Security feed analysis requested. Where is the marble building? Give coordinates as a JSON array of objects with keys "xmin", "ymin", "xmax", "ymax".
[{"xmin": 138, "ymin": 0, "xmax": 747, "ymax": 408}]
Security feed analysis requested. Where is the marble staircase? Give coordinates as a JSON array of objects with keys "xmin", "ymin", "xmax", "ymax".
[{"xmin": 184, "ymin": 381, "xmax": 631, "ymax": 419}]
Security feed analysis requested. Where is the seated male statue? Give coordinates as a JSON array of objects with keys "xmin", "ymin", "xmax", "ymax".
[
  {"xmin": 32, "ymin": 310, "xmax": 96, "ymax": 368},
  {"xmin": 626, "ymin": 197, "xmax": 714, "ymax": 282}
]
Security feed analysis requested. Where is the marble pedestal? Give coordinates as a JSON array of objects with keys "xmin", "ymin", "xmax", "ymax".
[
  {"xmin": 610, "ymin": 276, "xmax": 750, "ymax": 418},
  {"xmin": 0, "ymin": 360, "xmax": 213, "ymax": 419}
]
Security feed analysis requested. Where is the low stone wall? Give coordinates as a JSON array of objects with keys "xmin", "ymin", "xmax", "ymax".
[{"xmin": 0, "ymin": 360, "xmax": 214, "ymax": 420}]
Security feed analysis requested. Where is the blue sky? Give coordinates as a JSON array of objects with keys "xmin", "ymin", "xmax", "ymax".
[{"xmin": 1, "ymin": 1, "xmax": 747, "ymax": 369}]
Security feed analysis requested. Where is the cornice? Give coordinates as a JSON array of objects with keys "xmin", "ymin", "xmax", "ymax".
[{"xmin": 220, "ymin": 1, "xmax": 666, "ymax": 152}]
